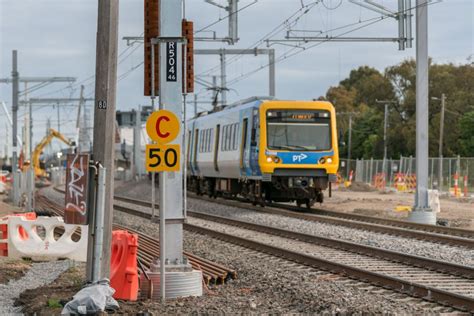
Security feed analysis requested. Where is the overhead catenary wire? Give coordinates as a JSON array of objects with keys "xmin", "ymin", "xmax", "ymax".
[
  {"xmin": 226, "ymin": 0, "xmax": 438, "ymax": 87},
  {"xmin": 197, "ymin": 0, "xmax": 321, "ymax": 78}
]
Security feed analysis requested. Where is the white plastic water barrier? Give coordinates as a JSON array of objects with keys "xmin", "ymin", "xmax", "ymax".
[{"xmin": 7, "ymin": 216, "xmax": 88, "ymax": 261}]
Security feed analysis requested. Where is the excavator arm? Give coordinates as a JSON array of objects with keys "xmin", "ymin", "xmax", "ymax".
[{"xmin": 33, "ymin": 128, "xmax": 73, "ymax": 177}]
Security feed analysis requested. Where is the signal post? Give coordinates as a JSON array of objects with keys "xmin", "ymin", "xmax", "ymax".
[{"xmin": 144, "ymin": 0, "xmax": 201, "ymax": 300}]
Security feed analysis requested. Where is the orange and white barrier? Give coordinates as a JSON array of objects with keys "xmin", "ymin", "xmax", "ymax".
[
  {"xmin": 453, "ymin": 173, "xmax": 459, "ymax": 197},
  {"xmin": 0, "ymin": 212, "xmax": 37, "ymax": 256},
  {"xmin": 0, "ymin": 216, "xmax": 87, "ymax": 261},
  {"xmin": 110, "ymin": 230, "xmax": 139, "ymax": 301},
  {"xmin": 0, "ymin": 172, "xmax": 7, "ymax": 194}
]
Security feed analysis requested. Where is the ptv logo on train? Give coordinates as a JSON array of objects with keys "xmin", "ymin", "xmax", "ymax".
[{"xmin": 292, "ymin": 153, "xmax": 308, "ymax": 163}]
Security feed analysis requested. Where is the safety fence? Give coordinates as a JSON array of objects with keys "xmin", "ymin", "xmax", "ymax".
[{"xmin": 339, "ymin": 157, "xmax": 474, "ymax": 196}]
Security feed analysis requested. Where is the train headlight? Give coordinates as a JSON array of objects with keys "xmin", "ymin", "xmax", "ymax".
[
  {"xmin": 319, "ymin": 157, "xmax": 333, "ymax": 164},
  {"xmin": 266, "ymin": 155, "xmax": 281, "ymax": 163}
]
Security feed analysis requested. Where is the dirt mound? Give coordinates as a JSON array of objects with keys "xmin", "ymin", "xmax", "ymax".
[{"xmin": 339, "ymin": 182, "xmax": 376, "ymax": 192}]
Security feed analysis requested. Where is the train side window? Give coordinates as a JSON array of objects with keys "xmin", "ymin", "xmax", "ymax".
[
  {"xmin": 187, "ymin": 130, "xmax": 191, "ymax": 162},
  {"xmin": 193, "ymin": 128, "xmax": 199, "ymax": 164},
  {"xmin": 233, "ymin": 123, "xmax": 239, "ymax": 150},
  {"xmin": 226, "ymin": 124, "xmax": 232, "ymax": 151},
  {"xmin": 205, "ymin": 129, "xmax": 209, "ymax": 152},
  {"xmin": 251, "ymin": 127, "xmax": 256, "ymax": 147}
]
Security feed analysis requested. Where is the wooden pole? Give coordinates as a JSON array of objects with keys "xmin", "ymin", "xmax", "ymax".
[{"xmin": 88, "ymin": 0, "xmax": 119, "ymax": 281}]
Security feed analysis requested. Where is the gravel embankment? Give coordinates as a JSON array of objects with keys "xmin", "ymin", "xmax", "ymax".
[
  {"xmin": 113, "ymin": 204, "xmax": 451, "ymax": 314},
  {"xmin": 39, "ymin": 183, "xmax": 459, "ymax": 313},
  {"xmin": 0, "ymin": 260, "xmax": 71, "ymax": 314}
]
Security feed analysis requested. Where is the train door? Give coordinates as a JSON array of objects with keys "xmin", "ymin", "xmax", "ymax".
[
  {"xmin": 249, "ymin": 109, "xmax": 260, "ymax": 175},
  {"xmin": 240, "ymin": 118, "xmax": 250, "ymax": 173},
  {"xmin": 214, "ymin": 124, "xmax": 220, "ymax": 172}
]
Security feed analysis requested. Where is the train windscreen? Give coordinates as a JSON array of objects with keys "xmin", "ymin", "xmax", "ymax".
[{"xmin": 266, "ymin": 110, "xmax": 331, "ymax": 151}]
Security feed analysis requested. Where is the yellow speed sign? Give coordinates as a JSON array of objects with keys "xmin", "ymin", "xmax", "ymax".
[
  {"xmin": 146, "ymin": 110, "xmax": 180, "ymax": 144},
  {"xmin": 146, "ymin": 144, "xmax": 180, "ymax": 172}
]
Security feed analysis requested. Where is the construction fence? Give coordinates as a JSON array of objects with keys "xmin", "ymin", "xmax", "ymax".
[{"xmin": 339, "ymin": 157, "xmax": 474, "ymax": 196}]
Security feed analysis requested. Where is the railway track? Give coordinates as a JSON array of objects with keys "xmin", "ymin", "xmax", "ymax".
[
  {"xmin": 53, "ymin": 186, "xmax": 474, "ymax": 247},
  {"xmin": 115, "ymin": 194, "xmax": 474, "ymax": 249},
  {"xmin": 112, "ymin": 200, "xmax": 474, "ymax": 312},
  {"xmin": 35, "ymin": 194, "xmax": 236, "ymax": 286}
]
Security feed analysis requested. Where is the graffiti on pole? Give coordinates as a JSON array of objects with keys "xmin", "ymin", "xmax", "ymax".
[{"xmin": 64, "ymin": 153, "xmax": 89, "ymax": 225}]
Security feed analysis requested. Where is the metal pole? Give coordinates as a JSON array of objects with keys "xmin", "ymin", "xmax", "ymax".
[
  {"xmin": 382, "ymin": 103, "xmax": 388, "ymax": 180},
  {"xmin": 269, "ymin": 49, "xmax": 276, "ymax": 97},
  {"xmin": 220, "ymin": 49, "xmax": 227, "ymax": 106},
  {"xmin": 411, "ymin": 0, "xmax": 433, "ymax": 224},
  {"xmin": 151, "ymin": 39, "xmax": 156, "ymax": 220},
  {"xmin": 438, "ymin": 93, "xmax": 445, "ymax": 191},
  {"xmin": 398, "ymin": 0, "xmax": 405, "ymax": 50},
  {"xmin": 55, "ymin": 102, "xmax": 60, "ymax": 132},
  {"xmin": 346, "ymin": 114, "xmax": 352, "ymax": 179},
  {"xmin": 89, "ymin": 0, "xmax": 119, "ymax": 280},
  {"xmin": 28, "ymin": 100, "xmax": 33, "ymax": 211},
  {"xmin": 193, "ymin": 94, "xmax": 197, "ymax": 117},
  {"xmin": 11, "ymin": 50, "xmax": 19, "ymax": 205},
  {"xmin": 92, "ymin": 165, "xmax": 106, "ymax": 282}
]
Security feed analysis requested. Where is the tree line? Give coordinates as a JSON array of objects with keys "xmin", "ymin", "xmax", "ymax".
[{"xmin": 320, "ymin": 60, "xmax": 474, "ymax": 159}]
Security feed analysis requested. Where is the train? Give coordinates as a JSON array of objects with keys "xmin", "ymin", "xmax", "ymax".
[{"xmin": 186, "ymin": 96, "xmax": 339, "ymax": 208}]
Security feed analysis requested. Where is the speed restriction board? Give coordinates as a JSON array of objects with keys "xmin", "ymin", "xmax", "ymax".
[
  {"xmin": 145, "ymin": 109, "xmax": 181, "ymax": 172},
  {"xmin": 146, "ymin": 144, "xmax": 180, "ymax": 172}
]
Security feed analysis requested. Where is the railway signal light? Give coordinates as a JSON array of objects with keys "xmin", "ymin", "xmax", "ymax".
[{"xmin": 144, "ymin": 0, "xmax": 160, "ymax": 96}]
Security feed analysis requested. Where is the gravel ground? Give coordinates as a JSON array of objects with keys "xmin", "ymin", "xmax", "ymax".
[
  {"xmin": 38, "ymin": 183, "xmax": 461, "ymax": 313},
  {"xmin": 114, "ymin": 181, "xmax": 474, "ymax": 267},
  {"xmin": 0, "ymin": 260, "xmax": 71, "ymax": 315},
  {"xmin": 113, "ymin": 205, "xmax": 453, "ymax": 314}
]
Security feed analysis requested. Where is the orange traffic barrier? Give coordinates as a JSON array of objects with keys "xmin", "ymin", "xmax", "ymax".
[
  {"xmin": 110, "ymin": 230, "xmax": 139, "ymax": 301},
  {"xmin": 372, "ymin": 173, "xmax": 386, "ymax": 190},
  {"xmin": 454, "ymin": 173, "xmax": 459, "ymax": 197},
  {"xmin": 464, "ymin": 175, "xmax": 468, "ymax": 198},
  {"xmin": 0, "ymin": 212, "xmax": 37, "ymax": 256}
]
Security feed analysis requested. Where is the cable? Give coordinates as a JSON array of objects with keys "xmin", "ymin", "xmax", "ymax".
[
  {"xmin": 197, "ymin": 1, "xmax": 321, "ymax": 78},
  {"xmin": 322, "ymin": 0, "xmax": 342, "ymax": 10},
  {"xmin": 194, "ymin": 0, "xmax": 258, "ymax": 34},
  {"xmin": 227, "ymin": 0, "xmax": 439, "ymax": 87}
]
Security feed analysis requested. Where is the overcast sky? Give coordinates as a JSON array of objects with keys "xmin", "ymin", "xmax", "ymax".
[{"xmin": 0, "ymin": 0, "xmax": 473, "ymax": 155}]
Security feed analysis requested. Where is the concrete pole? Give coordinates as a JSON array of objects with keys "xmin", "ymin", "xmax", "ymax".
[
  {"xmin": 11, "ymin": 51, "xmax": 19, "ymax": 205},
  {"xmin": 158, "ymin": 0, "xmax": 190, "ymax": 301},
  {"xmin": 382, "ymin": 103, "xmax": 388, "ymax": 179},
  {"xmin": 89, "ymin": 0, "xmax": 119, "ymax": 280},
  {"xmin": 269, "ymin": 49, "xmax": 276, "ymax": 97},
  {"xmin": 438, "ymin": 93, "xmax": 445, "ymax": 191},
  {"xmin": 410, "ymin": 0, "xmax": 434, "ymax": 224},
  {"xmin": 346, "ymin": 114, "xmax": 352, "ymax": 179},
  {"xmin": 220, "ymin": 49, "xmax": 227, "ymax": 105}
]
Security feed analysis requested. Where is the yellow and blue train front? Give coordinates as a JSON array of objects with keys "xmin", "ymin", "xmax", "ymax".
[{"xmin": 258, "ymin": 101, "xmax": 339, "ymax": 203}]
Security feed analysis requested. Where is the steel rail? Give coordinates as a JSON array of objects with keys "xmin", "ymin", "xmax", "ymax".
[
  {"xmin": 114, "ymin": 194, "xmax": 474, "ymax": 249},
  {"xmin": 184, "ymin": 223, "xmax": 474, "ymax": 313},
  {"xmin": 111, "ymin": 201, "xmax": 474, "ymax": 311}
]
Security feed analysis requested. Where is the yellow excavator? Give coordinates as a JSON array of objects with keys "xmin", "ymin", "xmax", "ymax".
[{"xmin": 32, "ymin": 128, "xmax": 74, "ymax": 178}]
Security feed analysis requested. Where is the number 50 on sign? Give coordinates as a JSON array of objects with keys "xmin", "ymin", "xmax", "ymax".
[{"xmin": 146, "ymin": 144, "xmax": 180, "ymax": 172}]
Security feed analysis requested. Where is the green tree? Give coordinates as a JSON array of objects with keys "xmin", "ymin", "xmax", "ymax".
[{"xmin": 459, "ymin": 111, "xmax": 474, "ymax": 156}]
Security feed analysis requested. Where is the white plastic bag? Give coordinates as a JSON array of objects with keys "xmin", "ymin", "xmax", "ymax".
[{"xmin": 61, "ymin": 279, "xmax": 119, "ymax": 315}]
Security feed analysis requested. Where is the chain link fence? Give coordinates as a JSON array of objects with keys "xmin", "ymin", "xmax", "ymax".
[{"xmin": 339, "ymin": 157, "xmax": 474, "ymax": 194}]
